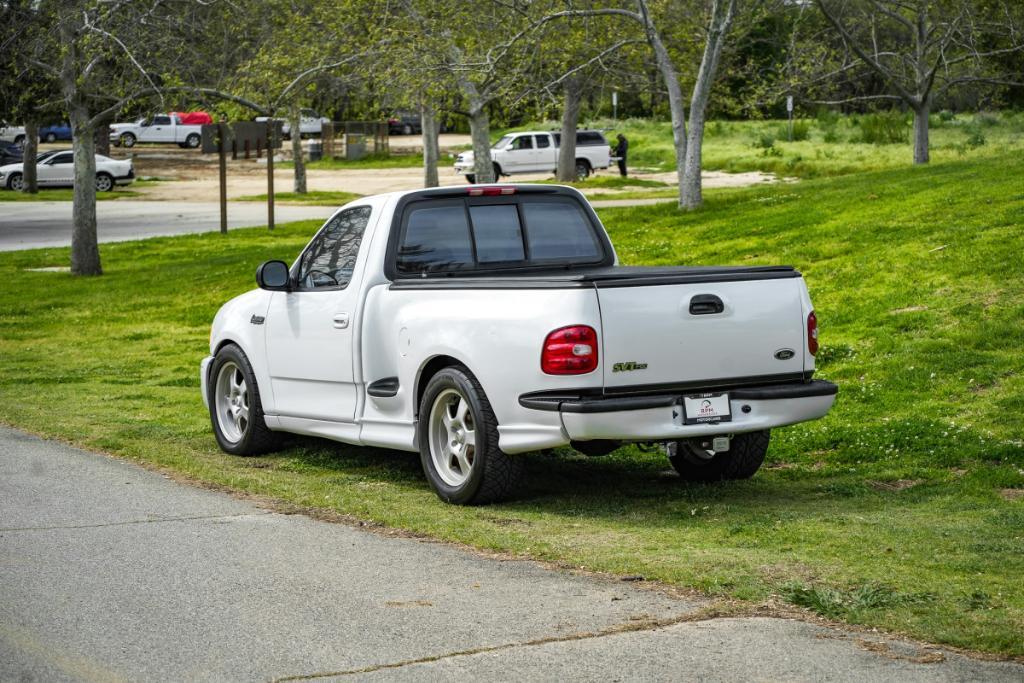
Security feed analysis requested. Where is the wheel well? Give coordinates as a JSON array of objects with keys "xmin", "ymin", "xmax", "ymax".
[
  {"xmin": 492, "ymin": 162, "xmax": 502, "ymax": 177},
  {"xmin": 575, "ymin": 158, "xmax": 591, "ymax": 169},
  {"xmin": 415, "ymin": 355, "xmax": 464, "ymax": 417}
]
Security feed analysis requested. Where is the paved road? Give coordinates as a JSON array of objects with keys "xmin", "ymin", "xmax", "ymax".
[
  {"xmin": 2, "ymin": 428, "xmax": 1020, "ymax": 682},
  {"xmin": 0, "ymin": 201, "xmax": 334, "ymax": 252}
]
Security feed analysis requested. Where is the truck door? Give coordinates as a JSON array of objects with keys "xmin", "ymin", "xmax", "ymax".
[
  {"xmin": 264, "ymin": 205, "xmax": 375, "ymax": 422},
  {"xmin": 142, "ymin": 115, "xmax": 172, "ymax": 143},
  {"xmin": 503, "ymin": 135, "xmax": 535, "ymax": 172},
  {"xmin": 534, "ymin": 134, "xmax": 555, "ymax": 172}
]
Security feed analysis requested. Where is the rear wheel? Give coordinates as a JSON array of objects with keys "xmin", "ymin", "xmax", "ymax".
[
  {"xmin": 668, "ymin": 430, "xmax": 770, "ymax": 482},
  {"xmin": 465, "ymin": 173, "xmax": 476, "ymax": 184},
  {"xmin": 418, "ymin": 366, "xmax": 524, "ymax": 505},
  {"xmin": 574, "ymin": 160, "xmax": 591, "ymax": 180},
  {"xmin": 402, "ymin": 123, "xmax": 413, "ymax": 135},
  {"xmin": 95, "ymin": 172, "xmax": 113, "ymax": 192},
  {"xmin": 185, "ymin": 133, "xmax": 201, "ymax": 148},
  {"xmin": 44, "ymin": 132, "xmax": 57, "ymax": 143},
  {"xmin": 7, "ymin": 172, "xmax": 24, "ymax": 191},
  {"xmin": 208, "ymin": 344, "xmax": 281, "ymax": 456}
]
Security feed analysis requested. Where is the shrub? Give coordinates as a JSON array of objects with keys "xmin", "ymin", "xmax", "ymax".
[
  {"xmin": 823, "ymin": 128, "xmax": 842, "ymax": 143},
  {"xmin": 965, "ymin": 126, "xmax": 987, "ymax": 148},
  {"xmin": 973, "ymin": 111, "xmax": 1000, "ymax": 127},
  {"xmin": 939, "ymin": 109, "xmax": 955, "ymax": 122},
  {"xmin": 752, "ymin": 131, "xmax": 776, "ymax": 149},
  {"xmin": 856, "ymin": 111, "xmax": 909, "ymax": 145},
  {"xmin": 707, "ymin": 120, "xmax": 726, "ymax": 137},
  {"xmin": 778, "ymin": 119, "xmax": 810, "ymax": 141}
]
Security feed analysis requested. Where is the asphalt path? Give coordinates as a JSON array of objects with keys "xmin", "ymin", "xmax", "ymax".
[
  {"xmin": 2, "ymin": 427, "xmax": 1021, "ymax": 682},
  {"xmin": 0, "ymin": 201, "xmax": 334, "ymax": 252}
]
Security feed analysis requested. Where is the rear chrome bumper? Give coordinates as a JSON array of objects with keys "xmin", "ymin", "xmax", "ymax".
[
  {"xmin": 199, "ymin": 355, "xmax": 213, "ymax": 409},
  {"xmin": 520, "ymin": 380, "xmax": 838, "ymax": 442}
]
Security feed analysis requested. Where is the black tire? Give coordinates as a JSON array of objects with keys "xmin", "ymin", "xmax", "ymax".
[
  {"xmin": 574, "ymin": 159, "xmax": 591, "ymax": 180},
  {"xmin": 465, "ymin": 173, "xmax": 476, "ymax": 184},
  {"xmin": 95, "ymin": 172, "xmax": 114, "ymax": 192},
  {"xmin": 418, "ymin": 366, "xmax": 525, "ymax": 505},
  {"xmin": 493, "ymin": 162, "xmax": 502, "ymax": 179},
  {"xmin": 402, "ymin": 124, "xmax": 413, "ymax": 135},
  {"xmin": 207, "ymin": 343, "xmax": 282, "ymax": 456},
  {"xmin": 6, "ymin": 172, "xmax": 24, "ymax": 191},
  {"xmin": 44, "ymin": 132, "xmax": 57, "ymax": 143},
  {"xmin": 185, "ymin": 133, "xmax": 201, "ymax": 148},
  {"xmin": 120, "ymin": 133, "xmax": 136, "ymax": 148},
  {"xmin": 668, "ymin": 430, "xmax": 770, "ymax": 482}
]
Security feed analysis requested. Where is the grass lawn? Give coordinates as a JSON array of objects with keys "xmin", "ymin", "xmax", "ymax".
[
  {"xmin": 0, "ymin": 188, "xmax": 141, "ymax": 201},
  {"xmin": 235, "ymin": 190, "xmax": 362, "ymax": 205},
  {"xmin": 1, "ymin": 153, "xmax": 1022, "ymax": 655},
  {"xmin": 281, "ymin": 152, "xmax": 425, "ymax": 170}
]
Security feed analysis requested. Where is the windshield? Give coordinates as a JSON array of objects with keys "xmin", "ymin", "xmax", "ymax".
[{"xmin": 491, "ymin": 135, "xmax": 513, "ymax": 150}]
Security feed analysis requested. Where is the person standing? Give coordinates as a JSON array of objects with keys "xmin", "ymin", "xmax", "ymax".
[{"xmin": 614, "ymin": 133, "xmax": 628, "ymax": 177}]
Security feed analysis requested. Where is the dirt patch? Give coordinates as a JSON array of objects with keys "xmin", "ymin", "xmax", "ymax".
[
  {"xmin": 999, "ymin": 488, "xmax": 1024, "ymax": 501},
  {"xmin": 855, "ymin": 638, "xmax": 946, "ymax": 664},
  {"xmin": 891, "ymin": 305, "xmax": 929, "ymax": 314},
  {"xmin": 868, "ymin": 479, "xmax": 923, "ymax": 492}
]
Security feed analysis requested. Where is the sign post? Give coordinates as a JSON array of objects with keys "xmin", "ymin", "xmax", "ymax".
[
  {"xmin": 786, "ymin": 95, "xmax": 794, "ymax": 142},
  {"xmin": 612, "ymin": 91, "xmax": 619, "ymax": 121},
  {"xmin": 217, "ymin": 122, "xmax": 227, "ymax": 234},
  {"xmin": 266, "ymin": 119, "xmax": 275, "ymax": 231}
]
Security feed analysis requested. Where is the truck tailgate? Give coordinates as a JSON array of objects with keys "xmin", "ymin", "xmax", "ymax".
[{"xmin": 597, "ymin": 275, "xmax": 806, "ymax": 391}]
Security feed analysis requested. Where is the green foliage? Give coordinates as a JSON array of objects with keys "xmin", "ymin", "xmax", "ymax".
[
  {"xmin": 782, "ymin": 582, "xmax": 934, "ymax": 619},
  {"xmin": 855, "ymin": 112, "xmax": 910, "ymax": 145},
  {"xmin": 778, "ymin": 119, "xmax": 810, "ymax": 141}
]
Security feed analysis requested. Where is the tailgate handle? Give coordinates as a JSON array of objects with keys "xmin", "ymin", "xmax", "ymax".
[{"xmin": 689, "ymin": 294, "xmax": 724, "ymax": 315}]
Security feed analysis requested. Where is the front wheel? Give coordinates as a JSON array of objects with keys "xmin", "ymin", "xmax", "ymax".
[
  {"xmin": 208, "ymin": 344, "xmax": 281, "ymax": 456},
  {"xmin": 418, "ymin": 367, "xmax": 524, "ymax": 505},
  {"xmin": 185, "ymin": 133, "xmax": 201, "ymax": 148},
  {"xmin": 668, "ymin": 430, "xmax": 770, "ymax": 482},
  {"xmin": 13, "ymin": 135, "xmax": 25, "ymax": 148},
  {"xmin": 7, "ymin": 172, "xmax": 24, "ymax": 191},
  {"xmin": 575, "ymin": 160, "xmax": 591, "ymax": 181},
  {"xmin": 465, "ymin": 173, "xmax": 476, "ymax": 184},
  {"xmin": 120, "ymin": 133, "xmax": 136, "ymax": 148},
  {"xmin": 95, "ymin": 173, "xmax": 113, "ymax": 192},
  {"xmin": 44, "ymin": 132, "xmax": 57, "ymax": 143}
]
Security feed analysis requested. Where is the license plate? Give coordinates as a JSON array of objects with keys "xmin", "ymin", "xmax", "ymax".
[{"xmin": 682, "ymin": 393, "xmax": 731, "ymax": 424}]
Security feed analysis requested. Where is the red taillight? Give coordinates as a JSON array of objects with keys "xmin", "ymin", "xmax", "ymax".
[
  {"xmin": 542, "ymin": 325, "xmax": 598, "ymax": 375},
  {"xmin": 467, "ymin": 186, "xmax": 515, "ymax": 196},
  {"xmin": 807, "ymin": 311, "xmax": 818, "ymax": 356}
]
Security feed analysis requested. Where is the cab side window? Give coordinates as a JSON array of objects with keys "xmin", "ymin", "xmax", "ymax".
[
  {"xmin": 296, "ymin": 206, "xmax": 372, "ymax": 289},
  {"xmin": 511, "ymin": 136, "xmax": 533, "ymax": 150},
  {"xmin": 152, "ymin": 116, "xmax": 171, "ymax": 126}
]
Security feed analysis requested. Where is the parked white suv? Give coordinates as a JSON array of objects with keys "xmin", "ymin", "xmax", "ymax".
[
  {"xmin": 201, "ymin": 185, "xmax": 837, "ymax": 504},
  {"xmin": 455, "ymin": 130, "xmax": 611, "ymax": 182}
]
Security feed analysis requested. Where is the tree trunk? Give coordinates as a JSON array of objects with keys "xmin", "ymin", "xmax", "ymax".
[
  {"xmin": 680, "ymin": 0, "xmax": 735, "ymax": 210},
  {"xmin": 290, "ymin": 107, "xmax": 306, "ymax": 193},
  {"xmin": 70, "ymin": 107, "xmax": 101, "ymax": 276},
  {"xmin": 468, "ymin": 104, "xmax": 495, "ymax": 184},
  {"xmin": 637, "ymin": 0, "xmax": 687, "ymax": 207},
  {"xmin": 556, "ymin": 78, "xmax": 583, "ymax": 182},
  {"xmin": 912, "ymin": 103, "xmax": 930, "ymax": 164},
  {"xmin": 94, "ymin": 123, "xmax": 111, "ymax": 156},
  {"xmin": 22, "ymin": 120, "xmax": 38, "ymax": 194},
  {"xmin": 420, "ymin": 104, "xmax": 440, "ymax": 188}
]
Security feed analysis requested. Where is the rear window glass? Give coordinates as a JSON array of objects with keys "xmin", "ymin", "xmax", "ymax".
[
  {"xmin": 576, "ymin": 131, "xmax": 606, "ymax": 146},
  {"xmin": 469, "ymin": 205, "xmax": 525, "ymax": 263},
  {"xmin": 522, "ymin": 201, "xmax": 601, "ymax": 261},
  {"xmin": 396, "ymin": 196, "xmax": 604, "ymax": 274},
  {"xmin": 397, "ymin": 203, "xmax": 473, "ymax": 272}
]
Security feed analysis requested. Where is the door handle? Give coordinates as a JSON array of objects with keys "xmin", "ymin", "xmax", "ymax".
[
  {"xmin": 333, "ymin": 313, "xmax": 350, "ymax": 329},
  {"xmin": 689, "ymin": 294, "xmax": 724, "ymax": 315}
]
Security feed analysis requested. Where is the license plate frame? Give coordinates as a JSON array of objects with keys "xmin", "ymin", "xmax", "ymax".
[{"xmin": 681, "ymin": 392, "xmax": 732, "ymax": 425}]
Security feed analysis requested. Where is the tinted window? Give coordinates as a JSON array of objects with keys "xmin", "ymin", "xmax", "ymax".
[
  {"xmin": 511, "ymin": 136, "xmax": 533, "ymax": 150},
  {"xmin": 296, "ymin": 206, "xmax": 372, "ymax": 289},
  {"xmin": 152, "ymin": 116, "xmax": 171, "ymax": 126},
  {"xmin": 50, "ymin": 152, "xmax": 73, "ymax": 165},
  {"xmin": 535, "ymin": 135, "xmax": 550, "ymax": 148},
  {"xmin": 576, "ymin": 131, "xmax": 606, "ymax": 146},
  {"xmin": 469, "ymin": 205, "xmax": 525, "ymax": 263},
  {"xmin": 397, "ymin": 203, "xmax": 473, "ymax": 273},
  {"xmin": 522, "ymin": 201, "xmax": 601, "ymax": 261}
]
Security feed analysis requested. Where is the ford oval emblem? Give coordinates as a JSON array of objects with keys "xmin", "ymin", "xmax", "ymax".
[{"xmin": 774, "ymin": 348, "xmax": 795, "ymax": 360}]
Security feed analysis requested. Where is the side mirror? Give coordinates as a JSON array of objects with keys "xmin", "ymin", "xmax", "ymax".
[{"xmin": 256, "ymin": 260, "xmax": 291, "ymax": 291}]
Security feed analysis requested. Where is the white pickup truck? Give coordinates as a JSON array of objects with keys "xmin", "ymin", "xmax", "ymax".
[
  {"xmin": 201, "ymin": 185, "xmax": 837, "ymax": 504},
  {"xmin": 110, "ymin": 114, "xmax": 203, "ymax": 148},
  {"xmin": 455, "ymin": 130, "xmax": 611, "ymax": 183}
]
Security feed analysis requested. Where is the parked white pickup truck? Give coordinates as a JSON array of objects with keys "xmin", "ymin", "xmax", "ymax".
[
  {"xmin": 455, "ymin": 130, "xmax": 611, "ymax": 183},
  {"xmin": 110, "ymin": 114, "xmax": 203, "ymax": 148},
  {"xmin": 201, "ymin": 185, "xmax": 837, "ymax": 504}
]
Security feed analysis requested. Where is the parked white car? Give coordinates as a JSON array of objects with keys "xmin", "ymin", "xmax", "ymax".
[
  {"xmin": 0, "ymin": 122, "xmax": 27, "ymax": 147},
  {"xmin": 454, "ymin": 130, "xmax": 611, "ymax": 182},
  {"xmin": 255, "ymin": 110, "xmax": 331, "ymax": 138},
  {"xmin": 109, "ymin": 114, "xmax": 203, "ymax": 148},
  {"xmin": 201, "ymin": 185, "xmax": 837, "ymax": 504},
  {"xmin": 0, "ymin": 150, "xmax": 134, "ymax": 191}
]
